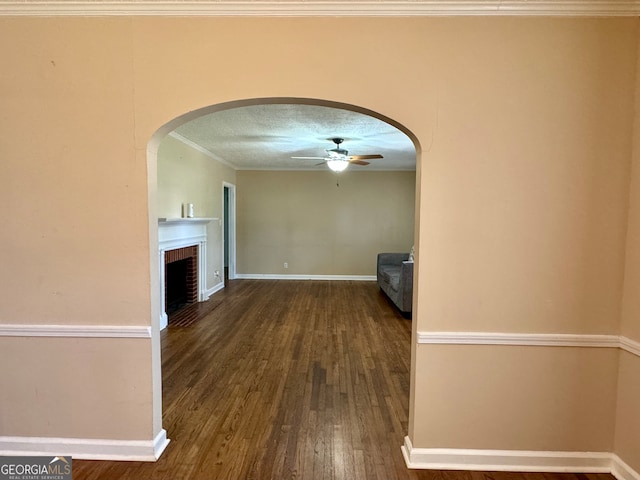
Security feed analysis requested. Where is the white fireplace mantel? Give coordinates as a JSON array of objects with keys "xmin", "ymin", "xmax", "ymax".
[{"xmin": 158, "ymin": 218, "xmax": 218, "ymax": 330}]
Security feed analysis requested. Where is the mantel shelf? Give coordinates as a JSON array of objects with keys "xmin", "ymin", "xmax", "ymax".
[{"xmin": 158, "ymin": 217, "xmax": 218, "ymax": 225}]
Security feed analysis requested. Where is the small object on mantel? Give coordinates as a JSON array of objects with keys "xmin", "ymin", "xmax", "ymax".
[{"xmin": 182, "ymin": 203, "xmax": 195, "ymax": 218}]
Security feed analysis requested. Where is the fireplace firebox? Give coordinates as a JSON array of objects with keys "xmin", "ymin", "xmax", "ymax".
[{"xmin": 164, "ymin": 246, "xmax": 198, "ymax": 316}]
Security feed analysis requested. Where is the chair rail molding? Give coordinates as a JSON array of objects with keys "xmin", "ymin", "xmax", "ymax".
[
  {"xmin": 416, "ymin": 331, "xmax": 640, "ymax": 358},
  {"xmin": 0, "ymin": 324, "xmax": 151, "ymax": 338}
]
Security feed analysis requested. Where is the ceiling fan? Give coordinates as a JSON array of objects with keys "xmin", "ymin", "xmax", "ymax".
[{"xmin": 292, "ymin": 138, "xmax": 383, "ymax": 172}]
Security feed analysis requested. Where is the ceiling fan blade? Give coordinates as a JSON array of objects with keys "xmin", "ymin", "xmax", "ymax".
[
  {"xmin": 349, "ymin": 160, "xmax": 370, "ymax": 166},
  {"xmin": 349, "ymin": 154, "xmax": 383, "ymax": 160},
  {"xmin": 292, "ymin": 156, "xmax": 326, "ymax": 160}
]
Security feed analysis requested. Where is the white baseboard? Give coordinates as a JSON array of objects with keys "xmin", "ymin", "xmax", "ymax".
[
  {"xmin": 206, "ymin": 282, "xmax": 225, "ymax": 298},
  {"xmin": 0, "ymin": 429, "xmax": 170, "ymax": 462},
  {"xmin": 612, "ymin": 454, "xmax": 640, "ymax": 480},
  {"xmin": 402, "ymin": 437, "xmax": 640, "ymax": 480},
  {"xmin": 235, "ymin": 274, "xmax": 376, "ymax": 281}
]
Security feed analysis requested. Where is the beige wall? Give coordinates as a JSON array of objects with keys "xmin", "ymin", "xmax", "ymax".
[
  {"xmin": 0, "ymin": 18, "xmax": 157, "ymax": 441},
  {"xmin": 0, "ymin": 15, "xmax": 638, "ymax": 468},
  {"xmin": 157, "ymin": 134, "xmax": 236, "ymax": 291},
  {"xmin": 615, "ymin": 353, "xmax": 640, "ymax": 472},
  {"xmin": 236, "ymin": 170, "xmax": 415, "ymax": 276},
  {"xmin": 0, "ymin": 337, "xmax": 153, "ymax": 439},
  {"xmin": 417, "ymin": 22, "xmax": 635, "ymax": 335},
  {"xmin": 409, "ymin": 17, "xmax": 638, "ymax": 456},
  {"xmin": 615, "ymin": 25, "xmax": 640, "ymax": 474},
  {"xmin": 413, "ymin": 345, "xmax": 619, "ymax": 451}
]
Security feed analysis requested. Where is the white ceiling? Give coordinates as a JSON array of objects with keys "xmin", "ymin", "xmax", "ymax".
[{"xmin": 172, "ymin": 104, "xmax": 417, "ymax": 171}]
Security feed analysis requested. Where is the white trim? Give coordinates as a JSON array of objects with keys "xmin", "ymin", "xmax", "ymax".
[
  {"xmin": 620, "ymin": 335, "xmax": 640, "ymax": 357},
  {"xmin": 169, "ymin": 132, "xmax": 237, "ymax": 170},
  {"xmin": 235, "ymin": 273, "xmax": 377, "ymax": 281},
  {"xmin": 612, "ymin": 454, "xmax": 640, "ymax": 480},
  {"xmin": 206, "ymin": 281, "xmax": 225, "ymax": 299},
  {"xmin": 0, "ymin": 429, "xmax": 170, "ymax": 462},
  {"xmin": 417, "ymin": 331, "xmax": 620, "ymax": 348},
  {"xmin": 416, "ymin": 331, "xmax": 640, "ymax": 358},
  {"xmin": 1, "ymin": 1, "xmax": 640, "ymax": 17},
  {"xmin": 0, "ymin": 324, "xmax": 151, "ymax": 338},
  {"xmin": 402, "ymin": 437, "xmax": 614, "ymax": 473},
  {"xmin": 160, "ymin": 312, "xmax": 168, "ymax": 331}
]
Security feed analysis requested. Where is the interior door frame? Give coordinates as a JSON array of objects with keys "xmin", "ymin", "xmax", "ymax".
[{"xmin": 223, "ymin": 181, "xmax": 237, "ymax": 281}]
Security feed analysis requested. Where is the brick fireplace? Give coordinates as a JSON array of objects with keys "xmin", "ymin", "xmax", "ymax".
[{"xmin": 158, "ymin": 218, "xmax": 213, "ymax": 330}]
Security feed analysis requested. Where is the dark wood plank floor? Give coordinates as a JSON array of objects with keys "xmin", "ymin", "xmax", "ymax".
[{"xmin": 73, "ymin": 280, "xmax": 614, "ymax": 480}]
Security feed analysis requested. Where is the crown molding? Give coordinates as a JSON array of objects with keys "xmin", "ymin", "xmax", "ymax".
[
  {"xmin": 1, "ymin": 1, "xmax": 640, "ymax": 17},
  {"xmin": 168, "ymin": 132, "xmax": 238, "ymax": 170}
]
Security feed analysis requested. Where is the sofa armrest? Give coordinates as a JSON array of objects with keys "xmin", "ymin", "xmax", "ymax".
[
  {"xmin": 377, "ymin": 253, "xmax": 410, "ymax": 267},
  {"xmin": 397, "ymin": 261, "xmax": 414, "ymax": 313},
  {"xmin": 401, "ymin": 261, "xmax": 414, "ymax": 291}
]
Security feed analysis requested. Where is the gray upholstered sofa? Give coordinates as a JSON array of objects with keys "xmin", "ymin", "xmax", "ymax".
[{"xmin": 376, "ymin": 253, "xmax": 414, "ymax": 313}]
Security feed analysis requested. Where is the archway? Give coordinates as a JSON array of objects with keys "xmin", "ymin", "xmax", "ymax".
[{"xmin": 147, "ymin": 97, "xmax": 422, "ymax": 461}]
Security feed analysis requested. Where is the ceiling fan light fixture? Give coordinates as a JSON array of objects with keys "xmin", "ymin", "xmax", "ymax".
[{"xmin": 327, "ymin": 159, "xmax": 349, "ymax": 172}]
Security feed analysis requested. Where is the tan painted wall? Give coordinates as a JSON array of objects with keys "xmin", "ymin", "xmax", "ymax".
[
  {"xmin": 0, "ymin": 18, "xmax": 157, "ymax": 441},
  {"xmin": 417, "ymin": 26, "xmax": 635, "ymax": 336},
  {"xmin": 235, "ymin": 170, "xmax": 415, "ymax": 276},
  {"xmin": 0, "ymin": 337, "xmax": 153, "ymax": 439},
  {"xmin": 157, "ymin": 134, "xmax": 237, "ymax": 290},
  {"xmin": 615, "ymin": 25, "xmax": 640, "ymax": 474},
  {"xmin": 0, "ymin": 16, "xmax": 638, "ymax": 462},
  {"xmin": 413, "ymin": 345, "xmax": 619, "ymax": 451},
  {"xmin": 407, "ymin": 16, "xmax": 638, "ymax": 455},
  {"xmin": 621, "ymin": 23, "xmax": 640, "ymax": 344},
  {"xmin": 0, "ymin": 18, "xmax": 147, "ymax": 326},
  {"xmin": 615, "ymin": 353, "xmax": 640, "ymax": 472}
]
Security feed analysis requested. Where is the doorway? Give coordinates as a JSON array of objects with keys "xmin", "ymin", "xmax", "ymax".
[
  {"xmin": 223, "ymin": 182, "xmax": 236, "ymax": 282},
  {"xmin": 147, "ymin": 96, "xmax": 420, "ymax": 463}
]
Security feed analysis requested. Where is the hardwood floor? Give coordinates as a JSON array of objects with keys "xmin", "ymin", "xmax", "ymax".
[{"xmin": 73, "ymin": 280, "xmax": 614, "ymax": 480}]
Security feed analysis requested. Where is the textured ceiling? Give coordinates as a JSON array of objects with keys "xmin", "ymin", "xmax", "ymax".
[{"xmin": 173, "ymin": 104, "xmax": 417, "ymax": 171}]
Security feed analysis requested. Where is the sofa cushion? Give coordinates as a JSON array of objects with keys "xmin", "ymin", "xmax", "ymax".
[{"xmin": 380, "ymin": 266, "xmax": 401, "ymax": 292}]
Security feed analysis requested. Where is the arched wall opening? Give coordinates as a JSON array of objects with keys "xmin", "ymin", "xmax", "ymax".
[{"xmin": 147, "ymin": 96, "xmax": 423, "ymax": 453}]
